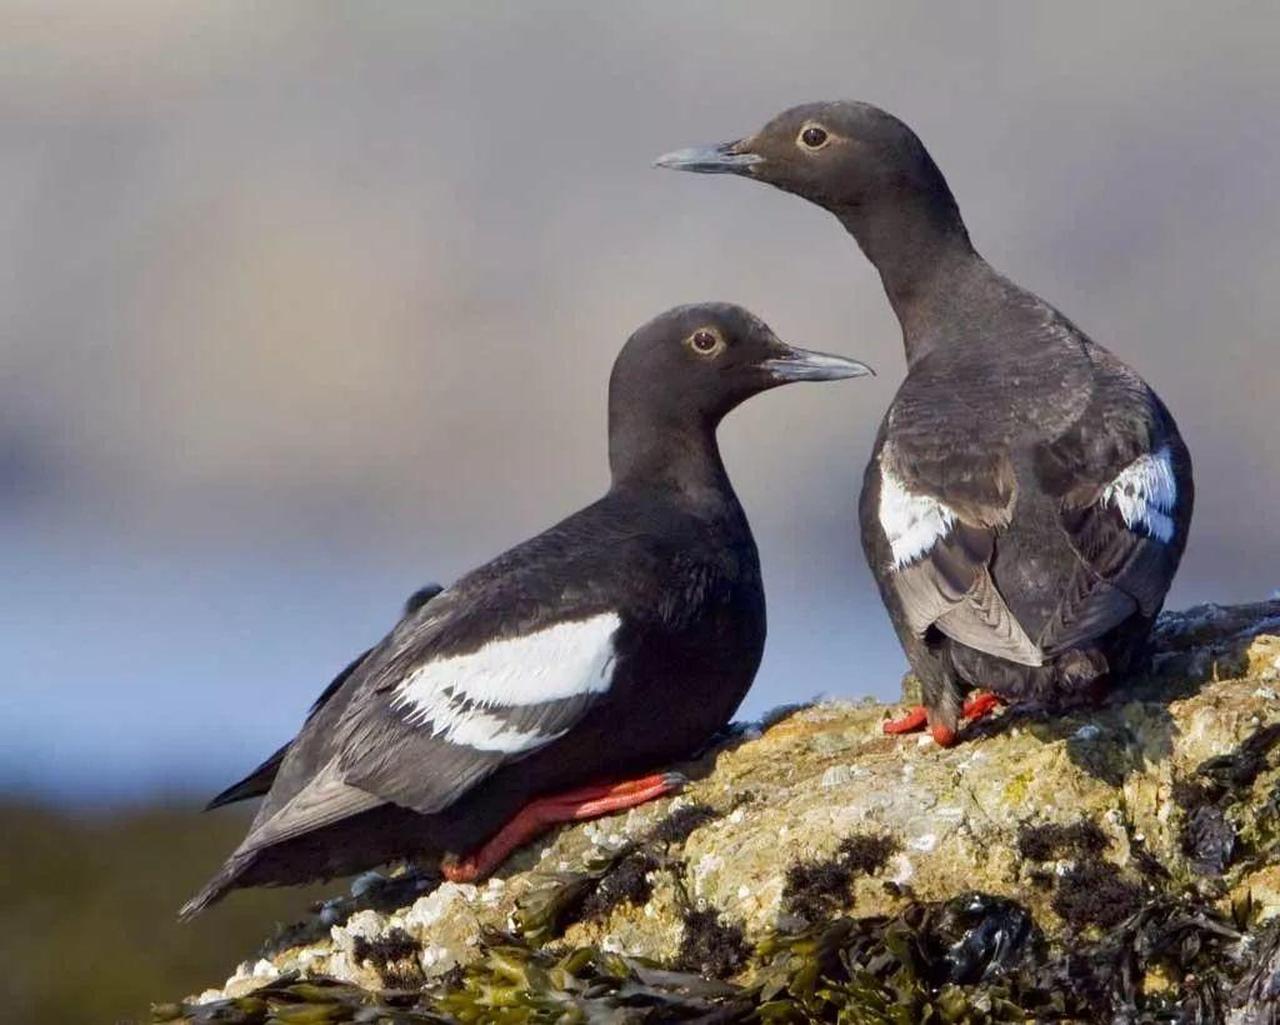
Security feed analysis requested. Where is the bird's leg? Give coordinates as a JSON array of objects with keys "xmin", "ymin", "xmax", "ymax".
[
  {"xmin": 440, "ymin": 771, "xmax": 687, "ymax": 883},
  {"xmin": 885, "ymin": 667, "xmax": 998, "ymax": 747}
]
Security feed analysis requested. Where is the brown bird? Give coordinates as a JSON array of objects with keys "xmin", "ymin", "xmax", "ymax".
[{"xmin": 658, "ymin": 102, "xmax": 1192, "ymax": 745}]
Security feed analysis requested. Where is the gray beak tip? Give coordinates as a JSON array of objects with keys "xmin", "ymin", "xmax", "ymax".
[
  {"xmin": 765, "ymin": 348, "xmax": 875, "ymax": 383},
  {"xmin": 652, "ymin": 144, "xmax": 762, "ymax": 175}
]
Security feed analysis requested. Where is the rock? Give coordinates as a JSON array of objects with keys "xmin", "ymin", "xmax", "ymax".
[{"xmin": 163, "ymin": 600, "xmax": 1280, "ymax": 1022}]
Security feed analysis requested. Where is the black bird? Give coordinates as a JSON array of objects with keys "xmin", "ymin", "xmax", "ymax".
[
  {"xmin": 657, "ymin": 102, "xmax": 1193, "ymax": 745},
  {"xmin": 182, "ymin": 303, "xmax": 870, "ymax": 917}
]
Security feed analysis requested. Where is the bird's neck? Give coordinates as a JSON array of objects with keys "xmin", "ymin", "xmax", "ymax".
[
  {"xmin": 836, "ymin": 190, "xmax": 983, "ymax": 366},
  {"xmin": 608, "ymin": 410, "xmax": 740, "ymax": 519}
]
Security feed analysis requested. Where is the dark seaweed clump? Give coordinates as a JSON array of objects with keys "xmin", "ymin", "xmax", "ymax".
[
  {"xmin": 159, "ymin": 885, "xmax": 1270, "ymax": 1025},
  {"xmin": 755, "ymin": 893, "xmax": 1257, "ymax": 1023},
  {"xmin": 1050, "ymin": 859, "xmax": 1144, "ymax": 930},
  {"xmin": 782, "ymin": 832, "xmax": 900, "ymax": 920},
  {"xmin": 513, "ymin": 802, "xmax": 725, "ymax": 943},
  {"xmin": 1182, "ymin": 804, "xmax": 1236, "ymax": 876},
  {"xmin": 350, "ymin": 926, "xmax": 425, "ymax": 990},
  {"xmin": 1016, "ymin": 816, "xmax": 1146, "ymax": 929},
  {"xmin": 920, "ymin": 893, "xmax": 1037, "ymax": 986},
  {"xmin": 1015, "ymin": 818, "xmax": 1108, "ymax": 862},
  {"xmin": 647, "ymin": 801, "xmax": 721, "ymax": 846},
  {"xmin": 1232, "ymin": 914, "xmax": 1280, "ymax": 1012},
  {"xmin": 1173, "ymin": 722, "xmax": 1280, "ymax": 876},
  {"xmin": 1197, "ymin": 723, "xmax": 1280, "ymax": 790},
  {"xmin": 756, "ymin": 896, "xmax": 1045, "ymax": 1022},
  {"xmin": 675, "ymin": 906, "xmax": 751, "ymax": 978},
  {"xmin": 575, "ymin": 850, "xmax": 659, "ymax": 922}
]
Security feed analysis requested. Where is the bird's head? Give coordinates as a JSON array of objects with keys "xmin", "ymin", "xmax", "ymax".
[
  {"xmin": 654, "ymin": 101, "xmax": 952, "ymax": 218},
  {"xmin": 611, "ymin": 302, "xmax": 871, "ymax": 431}
]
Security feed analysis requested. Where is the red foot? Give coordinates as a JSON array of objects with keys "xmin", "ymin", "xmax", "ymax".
[
  {"xmin": 883, "ymin": 705, "xmax": 929, "ymax": 735},
  {"xmin": 440, "ymin": 772, "xmax": 685, "ymax": 883},
  {"xmin": 961, "ymin": 691, "xmax": 1003, "ymax": 722},
  {"xmin": 883, "ymin": 691, "xmax": 1004, "ymax": 747},
  {"xmin": 930, "ymin": 723, "xmax": 957, "ymax": 747}
]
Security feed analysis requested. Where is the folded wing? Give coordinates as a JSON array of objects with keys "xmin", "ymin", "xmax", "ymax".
[
  {"xmin": 239, "ymin": 602, "xmax": 623, "ymax": 852},
  {"xmin": 1037, "ymin": 439, "xmax": 1189, "ymax": 655},
  {"xmin": 877, "ymin": 443, "xmax": 1045, "ymax": 667}
]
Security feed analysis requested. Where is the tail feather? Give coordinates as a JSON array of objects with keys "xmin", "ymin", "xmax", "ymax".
[
  {"xmin": 178, "ymin": 850, "xmax": 257, "ymax": 921},
  {"xmin": 204, "ymin": 744, "xmax": 291, "ymax": 810},
  {"xmin": 203, "ymin": 586, "xmax": 443, "ymax": 813},
  {"xmin": 189, "ymin": 583, "xmax": 448, "ymax": 913}
]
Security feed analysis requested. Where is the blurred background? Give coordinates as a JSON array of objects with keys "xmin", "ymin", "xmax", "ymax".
[{"xmin": 2, "ymin": 2, "xmax": 1277, "ymax": 1021}]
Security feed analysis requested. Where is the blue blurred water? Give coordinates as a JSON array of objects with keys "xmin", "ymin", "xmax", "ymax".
[{"xmin": 0, "ymin": 515, "xmax": 907, "ymax": 803}]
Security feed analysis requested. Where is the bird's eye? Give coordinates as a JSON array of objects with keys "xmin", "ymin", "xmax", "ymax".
[
  {"xmin": 799, "ymin": 124, "xmax": 830, "ymax": 150},
  {"xmin": 687, "ymin": 328, "xmax": 724, "ymax": 357}
]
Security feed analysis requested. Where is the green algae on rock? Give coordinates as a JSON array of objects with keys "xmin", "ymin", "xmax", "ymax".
[{"xmin": 164, "ymin": 600, "xmax": 1280, "ymax": 1022}]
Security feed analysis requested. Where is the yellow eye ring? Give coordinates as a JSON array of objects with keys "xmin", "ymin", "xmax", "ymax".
[
  {"xmin": 687, "ymin": 327, "xmax": 725, "ymax": 357},
  {"xmin": 798, "ymin": 124, "xmax": 830, "ymax": 150}
]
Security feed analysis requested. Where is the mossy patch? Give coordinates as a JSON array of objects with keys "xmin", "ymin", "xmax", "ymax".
[{"xmin": 1001, "ymin": 770, "xmax": 1032, "ymax": 804}]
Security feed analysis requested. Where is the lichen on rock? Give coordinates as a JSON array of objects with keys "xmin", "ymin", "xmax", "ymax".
[{"xmin": 161, "ymin": 599, "xmax": 1280, "ymax": 1022}]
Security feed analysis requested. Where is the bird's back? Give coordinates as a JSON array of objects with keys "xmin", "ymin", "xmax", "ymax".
[{"xmin": 865, "ymin": 267, "xmax": 1191, "ymax": 655}]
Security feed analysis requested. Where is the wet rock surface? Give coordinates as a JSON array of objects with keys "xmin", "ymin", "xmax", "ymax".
[{"xmin": 163, "ymin": 600, "xmax": 1280, "ymax": 1023}]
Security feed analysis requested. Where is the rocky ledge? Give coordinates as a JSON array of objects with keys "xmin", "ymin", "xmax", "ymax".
[{"xmin": 160, "ymin": 600, "xmax": 1280, "ymax": 1023}]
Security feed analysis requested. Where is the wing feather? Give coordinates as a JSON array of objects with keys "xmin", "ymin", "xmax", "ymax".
[
  {"xmin": 877, "ymin": 445, "xmax": 1041, "ymax": 663},
  {"xmin": 1035, "ymin": 387, "xmax": 1192, "ymax": 657},
  {"xmin": 241, "ymin": 761, "xmax": 385, "ymax": 850},
  {"xmin": 240, "ymin": 606, "xmax": 623, "ymax": 850},
  {"xmin": 935, "ymin": 569, "xmax": 1044, "ymax": 666}
]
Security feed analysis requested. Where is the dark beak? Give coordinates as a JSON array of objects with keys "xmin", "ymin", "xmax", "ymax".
[
  {"xmin": 762, "ymin": 345, "xmax": 874, "ymax": 383},
  {"xmin": 653, "ymin": 140, "xmax": 762, "ymax": 175}
]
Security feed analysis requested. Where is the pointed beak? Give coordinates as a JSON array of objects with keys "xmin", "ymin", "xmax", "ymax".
[
  {"xmin": 762, "ymin": 345, "xmax": 875, "ymax": 383},
  {"xmin": 653, "ymin": 140, "xmax": 762, "ymax": 175}
]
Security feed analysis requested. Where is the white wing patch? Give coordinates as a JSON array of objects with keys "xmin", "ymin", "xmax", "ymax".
[
  {"xmin": 390, "ymin": 612, "xmax": 621, "ymax": 753},
  {"xmin": 879, "ymin": 464, "xmax": 957, "ymax": 569},
  {"xmin": 1102, "ymin": 446, "xmax": 1177, "ymax": 543}
]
